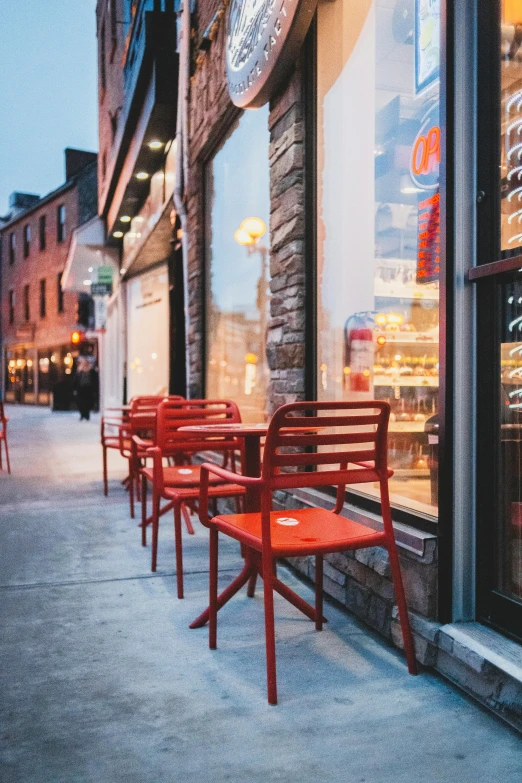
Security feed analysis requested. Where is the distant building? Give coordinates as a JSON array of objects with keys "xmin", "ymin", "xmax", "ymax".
[
  {"xmin": 63, "ymin": 0, "xmax": 182, "ymax": 409},
  {"xmin": 0, "ymin": 149, "xmax": 97, "ymax": 407}
]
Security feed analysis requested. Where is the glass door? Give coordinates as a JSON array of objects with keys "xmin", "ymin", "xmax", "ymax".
[{"xmin": 476, "ymin": 0, "xmax": 522, "ymax": 639}]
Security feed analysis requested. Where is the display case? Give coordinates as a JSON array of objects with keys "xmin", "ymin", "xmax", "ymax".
[{"xmin": 372, "ymin": 257, "xmax": 439, "ymax": 480}]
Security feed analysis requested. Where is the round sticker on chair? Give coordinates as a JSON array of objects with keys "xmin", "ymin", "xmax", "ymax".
[
  {"xmin": 179, "ymin": 468, "xmax": 193, "ymax": 475},
  {"xmin": 276, "ymin": 516, "xmax": 299, "ymax": 526}
]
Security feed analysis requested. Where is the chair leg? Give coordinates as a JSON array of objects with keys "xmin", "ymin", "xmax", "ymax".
[
  {"xmin": 380, "ymin": 477, "xmax": 417, "ymax": 675},
  {"xmin": 182, "ymin": 503, "xmax": 195, "ymax": 535},
  {"xmin": 136, "ymin": 465, "xmax": 142, "ymax": 502},
  {"xmin": 387, "ymin": 537, "xmax": 417, "ymax": 675},
  {"xmin": 261, "ymin": 551, "xmax": 278, "ymax": 705},
  {"xmin": 4, "ymin": 438, "xmax": 10, "ymax": 475},
  {"xmin": 0, "ymin": 438, "xmax": 3, "ymax": 470},
  {"xmin": 129, "ymin": 460, "xmax": 135, "ymax": 519},
  {"xmin": 102, "ymin": 445, "xmax": 108, "ymax": 495},
  {"xmin": 151, "ymin": 491, "xmax": 160, "ymax": 572},
  {"xmin": 209, "ymin": 527, "xmax": 218, "ymax": 649},
  {"xmin": 141, "ymin": 474, "xmax": 147, "ymax": 547},
  {"xmin": 247, "ymin": 569, "xmax": 258, "ymax": 598},
  {"xmin": 315, "ymin": 555, "xmax": 323, "ymax": 631},
  {"xmin": 174, "ymin": 503, "xmax": 184, "ymax": 599}
]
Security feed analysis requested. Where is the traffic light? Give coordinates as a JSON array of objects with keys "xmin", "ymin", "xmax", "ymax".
[{"xmin": 71, "ymin": 330, "xmax": 84, "ymax": 346}]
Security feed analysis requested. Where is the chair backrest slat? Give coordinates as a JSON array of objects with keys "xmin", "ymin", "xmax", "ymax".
[
  {"xmin": 272, "ymin": 448, "xmax": 377, "ymax": 468},
  {"xmin": 129, "ymin": 395, "xmax": 184, "ymax": 435},
  {"xmin": 156, "ymin": 399, "xmax": 241, "ymax": 456},
  {"xmin": 275, "ymin": 431, "xmax": 377, "ymax": 448},
  {"xmin": 263, "ymin": 401, "xmax": 389, "ymax": 490}
]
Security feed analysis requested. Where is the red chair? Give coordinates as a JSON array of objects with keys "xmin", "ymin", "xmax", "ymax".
[
  {"xmin": 0, "ymin": 401, "xmax": 11, "ymax": 473},
  {"xmin": 198, "ymin": 401, "xmax": 417, "ymax": 705},
  {"xmin": 119, "ymin": 395, "xmax": 184, "ymax": 517},
  {"xmin": 101, "ymin": 410, "xmax": 129, "ymax": 496},
  {"xmin": 142, "ymin": 399, "xmax": 245, "ymax": 598}
]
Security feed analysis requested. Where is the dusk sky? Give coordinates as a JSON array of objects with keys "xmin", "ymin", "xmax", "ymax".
[{"xmin": 0, "ymin": 1, "xmax": 98, "ymax": 216}]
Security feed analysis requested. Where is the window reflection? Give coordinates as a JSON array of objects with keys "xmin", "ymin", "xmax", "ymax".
[
  {"xmin": 205, "ymin": 107, "xmax": 270, "ymax": 422},
  {"xmin": 317, "ymin": 0, "xmax": 441, "ymax": 516}
]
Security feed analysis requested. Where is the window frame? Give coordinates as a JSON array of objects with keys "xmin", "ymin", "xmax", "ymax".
[
  {"xmin": 23, "ymin": 224, "xmax": 31, "ymax": 258},
  {"xmin": 23, "ymin": 284, "xmax": 30, "ymax": 321},
  {"xmin": 9, "ymin": 232, "xmax": 15, "ymax": 265},
  {"xmin": 57, "ymin": 272, "xmax": 64, "ymax": 314},
  {"xmin": 39, "ymin": 278, "xmax": 46, "ymax": 319},
  {"xmin": 473, "ymin": 0, "xmax": 522, "ymax": 642},
  {"xmin": 57, "ymin": 204, "xmax": 66, "ymax": 243},
  {"xmin": 39, "ymin": 215, "xmax": 46, "ymax": 251}
]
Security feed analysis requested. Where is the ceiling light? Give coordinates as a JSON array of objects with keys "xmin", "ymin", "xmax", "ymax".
[
  {"xmin": 120, "ymin": 268, "xmax": 126, "ymax": 275},
  {"xmin": 136, "ymin": 171, "xmax": 149, "ymax": 180},
  {"xmin": 88, "ymin": 266, "xmax": 93, "ymax": 272},
  {"xmin": 148, "ymin": 140, "xmax": 163, "ymax": 150},
  {"xmin": 113, "ymin": 230, "xmax": 124, "ymax": 238},
  {"xmin": 120, "ymin": 215, "xmax": 131, "ymax": 223},
  {"xmin": 83, "ymin": 279, "xmax": 92, "ymax": 286}
]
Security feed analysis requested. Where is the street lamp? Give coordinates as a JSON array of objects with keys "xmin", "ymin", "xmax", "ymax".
[
  {"xmin": 234, "ymin": 217, "xmax": 269, "ymax": 399},
  {"xmin": 234, "ymin": 216, "xmax": 268, "ymax": 330}
]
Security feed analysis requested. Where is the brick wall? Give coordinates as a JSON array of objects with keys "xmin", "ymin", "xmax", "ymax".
[
  {"xmin": 1, "ymin": 186, "xmax": 78, "ymax": 350},
  {"xmin": 96, "ymin": 0, "xmax": 126, "ymax": 211},
  {"xmin": 1, "ymin": 161, "xmax": 97, "ymax": 352}
]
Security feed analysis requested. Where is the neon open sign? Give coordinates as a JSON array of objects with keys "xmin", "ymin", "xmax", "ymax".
[{"xmin": 410, "ymin": 102, "xmax": 440, "ymax": 191}]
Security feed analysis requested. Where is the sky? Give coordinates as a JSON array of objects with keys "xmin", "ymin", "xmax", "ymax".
[{"xmin": 0, "ymin": 0, "xmax": 98, "ymax": 216}]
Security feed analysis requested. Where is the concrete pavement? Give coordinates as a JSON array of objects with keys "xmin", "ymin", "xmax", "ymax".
[{"xmin": 1, "ymin": 405, "xmax": 521, "ymax": 783}]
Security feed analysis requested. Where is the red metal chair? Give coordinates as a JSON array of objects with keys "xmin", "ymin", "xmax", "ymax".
[
  {"xmin": 142, "ymin": 399, "xmax": 245, "ymax": 598},
  {"xmin": 101, "ymin": 410, "xmax": 129, "ymax": 496},
  {"xmin": 0, "ymin": 401, "xmax": 11, "ymax": 474},
  {"xmin": 198, "ymin": 401, "xmax": 417, "ymax": 705},
  {"xmin": 122, "ymin": 395, "xmax": 185, "ymax": 517}
]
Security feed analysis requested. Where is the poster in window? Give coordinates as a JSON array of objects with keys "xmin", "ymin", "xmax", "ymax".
[{"xmin": 415, "ymin": 0, "xmax": 440, "ymax": 94}]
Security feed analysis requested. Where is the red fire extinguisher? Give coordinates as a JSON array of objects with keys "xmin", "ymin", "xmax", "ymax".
[{"xmin": 344, "ymin": 312, "xmax": 374, "ymax": 393}]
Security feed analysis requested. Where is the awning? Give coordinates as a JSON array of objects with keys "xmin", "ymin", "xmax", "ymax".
[
  {"xmin": 62, "ymin": 216, "xmax": 119, "ymax": 292},
  {"xmin": 121, "ymin": 199, "xmax": 173, "ymax": 280}
]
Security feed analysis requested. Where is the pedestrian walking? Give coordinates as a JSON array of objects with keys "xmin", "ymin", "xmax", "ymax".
[{"xmin": 74, "ymin": 358, "xmax": 95, "ymax": 421}]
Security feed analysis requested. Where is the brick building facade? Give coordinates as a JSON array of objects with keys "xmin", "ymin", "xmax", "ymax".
[{"xmin": 0, "ymin": 149, "xmax": 97, "ymax": 406}]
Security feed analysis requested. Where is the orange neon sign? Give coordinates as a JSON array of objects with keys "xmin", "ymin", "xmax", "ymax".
[{"xmin": 411, "ymin": 125, "xmax": 441, "ymax": 177}]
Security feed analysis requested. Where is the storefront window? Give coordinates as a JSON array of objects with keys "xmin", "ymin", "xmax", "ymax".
[
  {"xmin": 127, "ymin": 266, "xmax": 169, "ymax": 398},
  {"xmin": 317, "ymin": 0, "xmax": 442, "ymax": 517},
  {"xmin": 205, "ymin": 106, "xmax": 270, "ymax": 422}
]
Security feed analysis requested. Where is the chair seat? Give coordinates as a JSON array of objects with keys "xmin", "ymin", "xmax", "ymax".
[
  {"xmin": 164, "ymin": 482, "xmax": 246, "ymax": 501},
  {"xmin": 103, "ymin": 437, "xmax": 125, "ymax": 449},
  {"xmin": 141, "ymin": 464, "xmax": 231, "ymax": 487},
  {"xmin": 213, "ymin": 507, "xmax": 386, "ymax": 557}
]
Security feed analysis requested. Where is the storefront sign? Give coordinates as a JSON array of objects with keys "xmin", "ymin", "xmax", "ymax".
[
  {"xmin": 415, "ymin": 0, "xmax": 440, "ymax": 94},
  {"xmin": 91, "ymin": 282, "xmax": 113, "ymax": 296},
  {"xmin": 226, "ymin": 0, "xmax": 318, "ymax": 108},
  {"xmin": 410, "ymin": 102, "xmax": 440, "ymax": 284},
  {"xmin": 416, "ymin": 191, "xmax": 440, "ymax": 283},
  {"xmin": 94, "ymin": 296, "xmax": 107, "ymax": 331},
  {"xmin": 97, "ymin": 265, "xmax": 113, "ymax": 285}
]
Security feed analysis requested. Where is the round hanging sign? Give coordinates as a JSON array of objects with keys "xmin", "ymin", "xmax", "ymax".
[{"xmin": 226, "ymin": 0, "xmax": 318, "ymax": 109}]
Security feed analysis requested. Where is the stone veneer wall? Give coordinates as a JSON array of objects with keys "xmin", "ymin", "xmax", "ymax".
[{"xmin": 186, "ymin": 10, "xmax": 438, "ymax": 667}]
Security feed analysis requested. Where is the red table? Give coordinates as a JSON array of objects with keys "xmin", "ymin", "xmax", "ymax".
[{"xmin": 179, "ymin": 421, "xmax": 325, "ymax": 629}]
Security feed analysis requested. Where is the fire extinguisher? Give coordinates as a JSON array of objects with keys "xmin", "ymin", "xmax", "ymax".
[{"xmin": 344, "ymin": 312, "xmax": 375, "ymax": 393}]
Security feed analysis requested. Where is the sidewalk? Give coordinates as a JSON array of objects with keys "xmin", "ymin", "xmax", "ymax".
[{"xmin": 1, "ymin": 405, "xmax": 521, "ymax": 783}]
